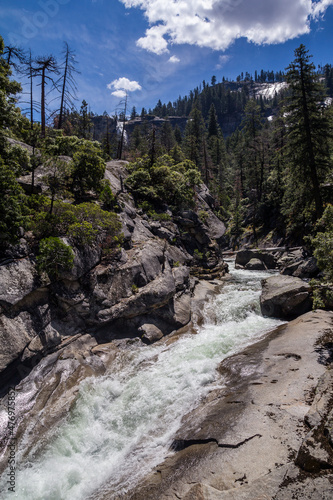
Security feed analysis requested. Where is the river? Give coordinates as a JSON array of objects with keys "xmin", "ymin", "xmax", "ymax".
[{"xmin": 0, "ymin": 262, "xmax": 283, "ymax": 500}]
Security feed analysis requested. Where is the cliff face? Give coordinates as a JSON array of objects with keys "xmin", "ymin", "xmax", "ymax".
[{"xmin": 0, "ymin": 160, "xmax": 227, "ymax": 389}]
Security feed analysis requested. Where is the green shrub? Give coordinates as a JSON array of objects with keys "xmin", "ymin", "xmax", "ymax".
[
  {"xmin": 30, "ymin": 200, "xmax": 122, "ymax": 248},
  {"xmin": 151, "ymin": 212, "xmax": 171, "ymax": 222},
  {"xmin": 125, "ymin": 155, "xmax": 201, "ymax": 211},
  {"xmin": 193, "ymin": 248, "xmax": 204, "ymax": 260},
  {"xmin": 198, "ymin": 210, "xmax": 209, "ymax": 224},
  {"xmin": 99, "ymin": 179, "xmax": 116, "ymax": 210},
  {"xmin": 0, "ymin": 159, "xmax": 27, "ymax": 246},
  {"xmin": 309, "ymin": 205, "xmax": 333, "ymax": 281},
  {"xmin": 37, "ymin": 237, "xmax": 74, "ymax": 279},
  {"xmin": 72, "ymin": 147, "xmax": 105, "ymax": 197},
  {"xmin": 6, "ymin": 145, "xmax": 31, "ymax": 175},
  {"xmin": 68, "ymin": 221, "xmax": 97, "ymax": 246}
]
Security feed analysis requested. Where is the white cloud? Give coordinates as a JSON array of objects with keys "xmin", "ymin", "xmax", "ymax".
[
  {"xmin": 168, "ymin": 55, "xmax": 180, "ymax": 63},
  {"xmin": 111, "ymin": 89, "xmax": 128, "ymax": 98},
  {"xmin": 216, "ymin": 54, "xmax": 230, "ymax": 69},
  {"xmin": 107, "ymin": 77, "xmax": 142, "ymax": 98},
  {"xmin": 137, "ymin": 24, "xmax": 169, "ymax": 54},
  {"xmin": 119, "ymin": 0, "xmax": 333, "ymax": 54},
  {"xmin": 107, "ymin": 77, "xmax": 142, "ymax": 92},
  {"xmin": 312, "ymin": 0, "xmax": 333, "ymax": 18}
]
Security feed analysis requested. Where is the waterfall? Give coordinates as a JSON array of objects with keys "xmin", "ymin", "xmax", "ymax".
[{"xmin": 0, "ymin": 262, "xmax": 283, "ymax": 500}]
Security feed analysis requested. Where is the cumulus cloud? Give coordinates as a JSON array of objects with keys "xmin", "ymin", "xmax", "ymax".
[
  {"xmin": 107, "ymin": 77, "xmax": 142, "ymax": 97},
  {"xmin": 120, "ymin": 0, "xmax": 333, "ymax": 54},
  {"xmin": 111, "ymin": 89, "xmax": 127, "ymax": 98},
  {"xmin": 168, "ymin": 55, "xmax": 180, "ymax": 63}
]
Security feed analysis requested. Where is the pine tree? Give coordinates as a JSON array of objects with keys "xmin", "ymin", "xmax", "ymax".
[
  {"xmin": 184, "ymin": 106, "xmax": 205, "ymax": 169},
  {"xmin": 207, "ymin": 103, "xmax": 219, "ymax": 138},
  {"xmin": 284, "ymin": 44, "xmax": 331, "ymax": 226},
  {"xmin": 0, "ymin": 36, "xmax": 21, "ymax": 132},
  {"xmin": 78, "ymin": 99, "xmax": 93, "ymax": 139}
]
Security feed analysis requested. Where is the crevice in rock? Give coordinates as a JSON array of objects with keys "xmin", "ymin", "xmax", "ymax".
[
  {"xmin": 171, "ymin": 438, "xmax": 218, "ymax": 451},
  {"xmin": 218, "ymin": 433, "xmax": 262, "ymax": 449},
  {"xmin": 171, "ymin": 433, "xmax": 262, "ymax": 452}
]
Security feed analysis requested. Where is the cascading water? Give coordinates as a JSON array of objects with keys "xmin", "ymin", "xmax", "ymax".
[{"xmin": 0, "ymin": 262, "xmax": 283, "ymax": 500}]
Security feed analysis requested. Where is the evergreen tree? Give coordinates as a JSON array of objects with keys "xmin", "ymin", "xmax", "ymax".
[
  {"xmin": 130, "ymin": 106, "xmax": 137, "ymax": 120},
  {"xmin": 184, "ymin": 106, "xmax": 205, "ymax": 168},
  {"xmin": 160, "ymin": 120, "xmax": 175, "ymax": 153},
  {"xmin": 283, "ymin": 44, "xmax": 331, "ymax": 227},
  {"xmin": 0, "ymin": 36, "xmax": 21, "ymax": 133},
  {"xmin": 207, "ymin": 103, "xmax": 219, "ymax": 138},
  {"xmin": 78, "ymin": 99, "xmax": 93, "ymax": 139}
]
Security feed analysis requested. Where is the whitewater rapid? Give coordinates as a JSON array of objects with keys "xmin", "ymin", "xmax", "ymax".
[{"xmin": 0, "ymin": 262, "xmax": 283, "ymax": 500}]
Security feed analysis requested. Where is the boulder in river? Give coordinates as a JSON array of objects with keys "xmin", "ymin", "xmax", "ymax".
[
  {"xmin": 236, "ymin": 249, "xmax": 276, "ymax": 269},
  {"xmin": 245, "ymin": 258, "xmax": 265, "ymax": 270},
  {"xmin": 260, "ymin": 275, "xmax": 312, "ymax": 319}
]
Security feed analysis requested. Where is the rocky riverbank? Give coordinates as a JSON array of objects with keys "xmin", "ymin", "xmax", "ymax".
[
  {"xmin": 122, "ymin": 309, "xmax": 333, "ymax": 500},
  {"xmin": 0, "ymin": 160, "xmax": 227, "ymax": 391},
  {"xmin": 1, "ymin": 155, "xmax": 332, "ymax": 499}
]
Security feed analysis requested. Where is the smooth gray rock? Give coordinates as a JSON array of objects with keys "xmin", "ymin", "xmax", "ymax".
[
  {"xmin": 0, "ymin": 312, "xmax": 36, "ymax": 372},
  {"xmin": 97, "ymin": 261, "xmax": 176, "ymax": 323},
  {"xmin": 139, "ymin": 323, "xmax": 164, "ymax": 344},
  {"xmin": 0, "ymin": 258, "xmax": 41, "ymax": 306},
  {"xmin": 124, "ymin": 310, "xmax": 333, "ymax": 500},
  {"xmin": 61, "ymin": 239, "xmax": 102, "ymax": 280},
  {"xmin": 245, "ymin": 258, "xmax": 265, "ymax": 270},
  {"xmin": 104, "ymin": 160, "xmax": 129, "ymax": 194},
  {"xmin": 260, "ymin": 275, "xmax": 312, "ymax": 319}
]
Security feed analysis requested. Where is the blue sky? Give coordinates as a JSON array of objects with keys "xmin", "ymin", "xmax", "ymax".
[{"xmin": 1, "ymin": 0, "xmax": 333, "ymax": 117}]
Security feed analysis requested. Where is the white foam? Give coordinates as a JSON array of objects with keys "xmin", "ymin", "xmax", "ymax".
[{"xmin": 0, "ymin": 262, "xmax": 282, "ymax": 499}]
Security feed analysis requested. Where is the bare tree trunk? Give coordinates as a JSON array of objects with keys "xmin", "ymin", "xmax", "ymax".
[
  {"xmin": 41, "ymin": 69, "xmax": 46, "ymax": 137},
  {"xmin": 58, "ymin": 46, "xmax": 69, "ymax": 130}
]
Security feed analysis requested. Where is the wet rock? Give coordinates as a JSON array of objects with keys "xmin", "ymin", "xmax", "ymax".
[
  {"xmin": 260, "ymin": 275, "xmax": 312, "ymax": 319},
  {"xmin": 125, "ymin": 310, "xmax": 333, "ymax": 500},
  {"xmin": 139, "ymin": 323, "xmax": 164, "ymax": 344},
  {"xmin": 245, "ymin": 258, "xmax": 265, "ymax": 270},
  {"xmin": 173, "ymin": 290, "xmax": 192, "ymax": 326}
]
